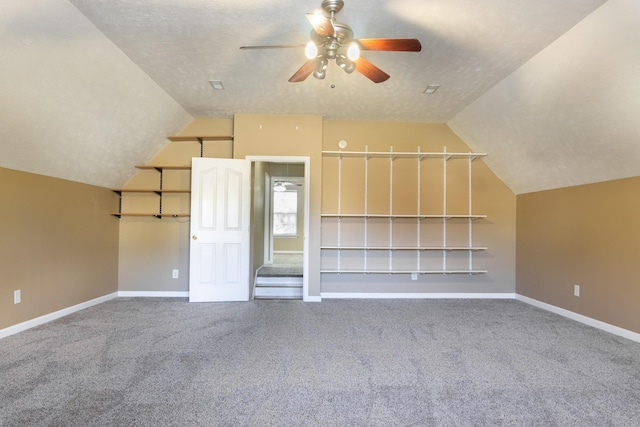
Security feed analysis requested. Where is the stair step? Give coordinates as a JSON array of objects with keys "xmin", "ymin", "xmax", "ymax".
[
  {"xmin": 255, "ymin": 276, "xmax": 303, "ymax": 286},
  {"xmin": 253, "ymin": 285, "xmax": 303, "ymax": 299}
]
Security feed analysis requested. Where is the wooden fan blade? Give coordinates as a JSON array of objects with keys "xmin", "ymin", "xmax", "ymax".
[
  {"xmin": 289, "ymin": 60, "xmax": 317, "ymax": 82},
  {"xmin": 305, "ymin": 13, "xmax": 334, "ymax": 37},
  {"xmin": 357, "ymin": 38, "xmax": 422, "ymax": 52},
  {"xmin": 240, "ymin": 44, "xmax": 305, "ymax": 50},
  {"xmin": 356, "ymin": 56, "xmax": 391, "ymax": 83},
  {"xmin": 355, "ymin": 57, "xmax": 390, "ymax": 83}
]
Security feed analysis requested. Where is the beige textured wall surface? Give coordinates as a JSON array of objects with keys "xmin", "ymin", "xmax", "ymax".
[
  {"xmin": 117, "ymin": 117, "xmax": 514, "ymax": 298},
  {"xmin": 517, "ymin": 177, "xmax": 640, "ymax": 334},
  {"xmin": 251, "ymin": 162, "xmax": 267, "ymax": 284},
  {"xmin": 234, "ymin": 114, "xmax": 323, "ymax": 297},
  {"xmin": 117, "ymin": 119, "xmax": 233, "ymax": 292},
  {"xmin": 0, "ymin": 167, "xmax": 119, "ymax": 329},
  {"xmin": 321, "ymin": 121, "xmax": 516, "ymax": 294}
]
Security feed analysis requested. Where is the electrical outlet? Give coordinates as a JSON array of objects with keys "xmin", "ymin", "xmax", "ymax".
[
  {"xmin": 574, "ymin": 284, "xmax": 580, "ymax": 297},
  {"xmin": 14, "ymin": 290, "xmax": 21, "ymax": 304},
  {"xmin": 411, "ymin": 273, "xmax": 418, "ymax": 281},
  {"xmin": 172, "ymin": 269, "xmax": 179, "ymax": 279}
]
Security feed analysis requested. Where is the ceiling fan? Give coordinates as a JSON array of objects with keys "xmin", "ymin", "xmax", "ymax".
[
  {"xmin": 273, "ymin": 180, "xmax": 302, "ymax": 192},
  {"xmin": 240, "ymin": 0, "xmax": 422, "ymax": 83}
]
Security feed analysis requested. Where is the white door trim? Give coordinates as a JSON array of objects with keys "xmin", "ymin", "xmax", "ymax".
[
  {"xmin": 246, "ymin": 156, "xmax": 310, "ymax": 302},
  {"xmin": 264, "ymin": 171, "xmax": 273, "ymax": 265}
]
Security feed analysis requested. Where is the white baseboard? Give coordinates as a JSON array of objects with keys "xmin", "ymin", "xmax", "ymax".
[
  {"xmin": 516, "ymin": 294, "xmax": 640, "ymax": 344},
  {"xmin": 118, "ymin": 291, "xmax": 189, "ymax": 298},
  {"xmin": 321, "ymin": 292, "xmax": 516, "ymax": 299},
  {"xmin": 4, "ymin": 291, "xmax": 637, "ymax": 345},
  {"xmin": 0, "ymin": 292, "xmax": 118, "ymax": 340}
]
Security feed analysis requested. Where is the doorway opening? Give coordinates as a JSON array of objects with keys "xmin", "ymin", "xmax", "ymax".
[{"xmin": 247, "ymin": 156, "xmax": 310, "ymax": 301}]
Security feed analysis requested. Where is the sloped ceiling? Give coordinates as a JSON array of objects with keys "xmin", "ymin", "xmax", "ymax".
[
  {"xmin": 0, "ymin": 0, "xmax": 192, "ymax": 188},
  {"xmin": 3, "ymin": 0, "xmax": 639, "ymax": 194},
  {"xmin": 449, "ymin": 0, "xmax": 640, "ymax": 194}
]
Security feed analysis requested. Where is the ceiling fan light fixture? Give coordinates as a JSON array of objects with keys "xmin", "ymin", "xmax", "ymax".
[
  {"xmin": 313, "ymin": 57, "xmax": 328, "ymax": 79},
  {"xmin": 347, "ymin": 42, "xmax": 360, "ymax": 60},
  {"xmin": 336, "ymin": 55, "xmax": 356, "ymax": 73},
  {"xmin": 305, "ymin": 41, "xmax": 318, "ymax": 59}
]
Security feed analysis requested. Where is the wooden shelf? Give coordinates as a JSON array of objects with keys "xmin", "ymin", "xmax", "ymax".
[
  {"xmin": 134, "ymin": 165, "xmax": 191, "ymax": 171},
  {"xmin": 112, "ymin": 134, "xmax": 232, "ymax": 219},
  {"xmin": 111, "ymin": 213, "xmax": 190, "ymax": 218},
  {"xmin": 167, "ymin": 135, "xmax": 233, "ymax": 142},
  {"xmin": 112, "ymin": 189, "xmax": 190, "ymax": 195}
]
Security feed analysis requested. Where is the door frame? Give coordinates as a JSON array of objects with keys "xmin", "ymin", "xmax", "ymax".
[{"xmin": 247, "ymin": 156, "xmax": 310, "ymax": 301}]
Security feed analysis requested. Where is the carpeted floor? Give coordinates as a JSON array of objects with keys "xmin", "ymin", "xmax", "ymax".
[
  {"xmin": 257, "ymin": 253, "xmax": 303, "ymax": 277},
  {"xmin": 1, "ymin": 298, "xmax": 639, "ymax": 426}
]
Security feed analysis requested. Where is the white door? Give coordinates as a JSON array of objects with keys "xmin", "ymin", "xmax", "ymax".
[{"xmin": 189, "ymin": 158, "xmax": 250, "ymax": 302}]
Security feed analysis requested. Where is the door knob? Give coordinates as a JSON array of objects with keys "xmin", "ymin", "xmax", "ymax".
[{"xmin": 192, "ymin": 235, "xmax": 198, "ymax": 240}]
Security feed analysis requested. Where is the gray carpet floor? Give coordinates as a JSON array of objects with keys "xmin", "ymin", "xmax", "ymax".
[
  {"xmin": 257, "ymin": 253, "xmax": 303, "ymax": 277},
  {"xmin": 1, "ymin": 298, "xmax": 639, "ymax": 426}
]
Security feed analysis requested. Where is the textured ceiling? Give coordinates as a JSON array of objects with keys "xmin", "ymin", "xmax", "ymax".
[
  {"xmin": 0, "ymin": 0, "xmax": 192, "ymax": 188},
  {"xmin": 3, "ymin": 0, "xmax": 639, "ymax": 194},
  {"xmin": 449, "ymin": 0, "xmax": 640, "ymax": 193},
  {"xmin": 68, "ymin": 0, "xmax": 605, "ymax": 122}
]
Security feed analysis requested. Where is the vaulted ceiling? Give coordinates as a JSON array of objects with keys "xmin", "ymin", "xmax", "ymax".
[{"xmin": 2, "ymin": 0, "xmax": 639, "ymax": 193}]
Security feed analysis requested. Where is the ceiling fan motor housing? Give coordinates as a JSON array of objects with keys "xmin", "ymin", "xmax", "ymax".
[{"xmin": 322, "ymin": 0, "xmax": 345, "ymax": 15}]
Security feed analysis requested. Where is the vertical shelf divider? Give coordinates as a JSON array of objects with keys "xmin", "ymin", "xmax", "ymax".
[
  {"xmin": 337, "ymin": 149, "xmax": 343, "ymax": 272},
  {"xmin": 389, "ymin": 146, "xmax": 394, "ymax": 273},
  {"xmin": 468, "ymin": 155, "xmax": 474, "ymax": 272},
  {"xmin": 364, "ymin": 145, "xmax": 369, "ymax": 272},
  {"xmin": 443, "ymin": 146, "xmax": 447, "ymax": 272},
  {"xmin": 417, "ymin": 146, "xmax": 422, "ymax": 273},
  {"xmin": 158, "ymin": 167, "xmax": 164, "ymax": 218}
]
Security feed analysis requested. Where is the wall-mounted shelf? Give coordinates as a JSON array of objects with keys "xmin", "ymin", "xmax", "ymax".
[
  {"xmin": 321, "ymin": 213, "xmax": 486, "ymax": 220},
  {"xmin": 112, "ymin": 135, "xmax": 233, "ymax": 219},
  {"xmin": 112, "ymin": 189, "xmax": 190, "ymax": 195},
  {"xmin": 134, "ymin": 165, "xmax": 191, "ymax": 171},
  {"xmin": 112, "ymin": 167, "xmax": 191, "ymax": 218},
  {"xmin": 322, "ymin": 150, "xmax": 486, "ymax": 161},
  {"xmin": 167, "ymin": 135, "xmax": 234, "ymax": 157},
  {"xmin": 321, "ymin": 146, "xmax": 487, "ymax": 276},
  {"xmin": 320, "ymin": 269, "xmax": 488, "ymax": 275},
  {"xmin": 111, "ymin": 212, "xmax": 190, "ymax": 219},
  {"xmin": 321, "ymin": 246, "xmax": 487, "ymax": 251}
]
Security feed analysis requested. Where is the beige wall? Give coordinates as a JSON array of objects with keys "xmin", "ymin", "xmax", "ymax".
[
  {"xmin": 517, "ymin": 177, "xmax": 640, "ymax": 334},
  {"xmin": 117, "ymin": 117, "xmax": 515, "ymax": 298},
  {"xmin": 117, "ymin": 118, "xmax": 233, "ymax": 292},
  {"xmin": 321, "ymin": 121, "xmax": 516, "ymax": 294},
  {"xmin": 234, "ymin": 114, "xmax": 323, "ymax": 297},
  {"xmin": 251, "ymin": 161, "xmax": 267, "ymax": 282},
  {"xmin": 0, "ymin": 167, "xmax": 119, "ymax": 329}
]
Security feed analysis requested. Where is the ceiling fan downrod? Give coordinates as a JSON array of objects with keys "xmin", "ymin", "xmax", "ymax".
[{"xmin": 322, "ymin": 0, "xmax": 344, "ymax": 16}]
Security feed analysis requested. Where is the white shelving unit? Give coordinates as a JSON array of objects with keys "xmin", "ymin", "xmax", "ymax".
[{"xmin": 321, "ymin": 146, "xmax": 488, "ymax": 275}]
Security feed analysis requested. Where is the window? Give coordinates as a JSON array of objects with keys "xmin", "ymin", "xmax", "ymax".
[{"xmin": 273, "ymin": 190, "xmax": 297, "ymax": 236}]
